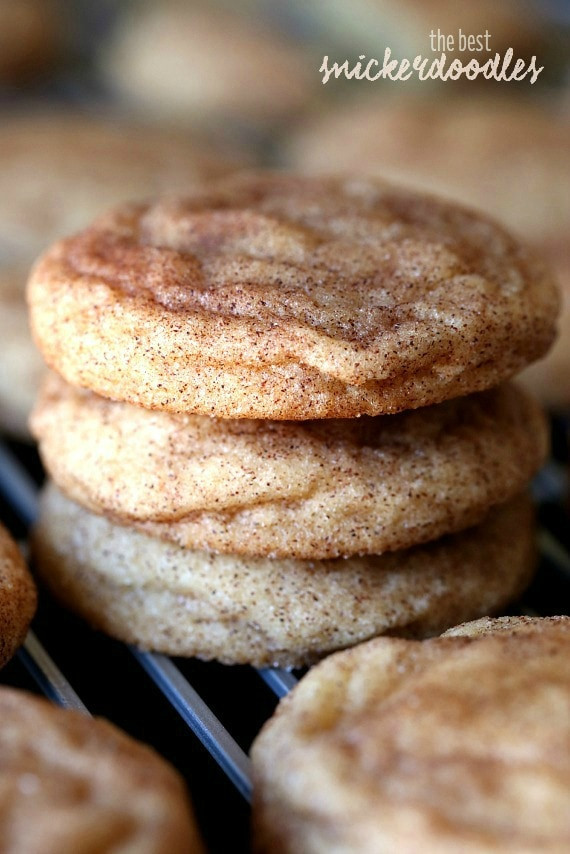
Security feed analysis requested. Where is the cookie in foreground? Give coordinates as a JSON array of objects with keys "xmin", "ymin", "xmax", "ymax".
[
  {"xmin": 32, "ymin": 373, "xmax": 548, "ymax": 559},
  {"xmin": 251, "ymin": 616, "xmax": 570, "ymax": 853},
  {"xmin": 27, "ymin": 173, "xmax": 559, "ymax": 420},
  {"xmin": 32, "ymin": 484, "xmax": 535, "ymax": 668},
  {"xmin": 0, "ymin": 521, "xmax": 36, "ymax": 668},
  {"xmin": 0, "ymin": 687, "xmax": 204, "ymax": 853}
]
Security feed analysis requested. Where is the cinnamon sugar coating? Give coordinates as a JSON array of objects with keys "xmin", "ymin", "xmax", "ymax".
[
  {"xmin": 0, "ymin": 688, "xmax": 203, "ymax": 853},
  {"xmin": 252, "ymin": 616, "xmax": 570, "ymax": 853},
  {"xmin": 27, "ymin": 173, "xmax": 559, "ymax": 419},
  {"xmin": 0, "ymin": 522, "xmax": 36, "ymax": 668},
  {"xmin": 32, "ymin": 485, "xmax": 535, "ymax": 668},
  {"xmin": 32, "ymin": 374, "xmax": 547, "ymax": 559}
]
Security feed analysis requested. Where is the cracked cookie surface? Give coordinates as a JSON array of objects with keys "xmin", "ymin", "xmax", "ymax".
[{"xmin": 27, "ymin": 173, "xmax": 559, "ymax": 419}]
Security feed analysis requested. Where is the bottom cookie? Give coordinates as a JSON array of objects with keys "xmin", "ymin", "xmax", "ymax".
[
  {"xmin": 251, "ymin": 616, "xmax": 570, "ymax": 853},
  {"xmin": 32, "ymin": 483, "xmax": 536, "ymax": 668},
  {"xmin": 0, "ymin": 687, "xmax": 203, "ymax": 853}
]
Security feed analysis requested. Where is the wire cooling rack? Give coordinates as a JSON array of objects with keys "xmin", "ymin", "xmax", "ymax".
[{"xmin": 0, "ymin": 424, "xmax": 568, "ymax": 852}]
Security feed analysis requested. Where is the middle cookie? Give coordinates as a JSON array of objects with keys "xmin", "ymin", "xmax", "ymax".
[{"xmin": 32, "ymin": 373, "xmax": 547, "ymax": 560}]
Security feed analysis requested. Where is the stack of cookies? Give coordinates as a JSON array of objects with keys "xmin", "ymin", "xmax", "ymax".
[{"xmin": 27, "ymin": 173, "xmax": 558, "ymax": 668}]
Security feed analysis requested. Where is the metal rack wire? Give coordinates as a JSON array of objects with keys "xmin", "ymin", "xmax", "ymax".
[{"xmin": 0, "ymin": 433, "xmax": 568, "ymax": 852}]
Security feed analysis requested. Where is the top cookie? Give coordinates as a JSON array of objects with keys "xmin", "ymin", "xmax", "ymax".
[{"xmin": 28, "ymin": 173, "xmax": 559, "ymax": 419}]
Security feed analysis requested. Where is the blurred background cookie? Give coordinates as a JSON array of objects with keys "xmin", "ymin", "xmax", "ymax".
[
  {"xmin": 251, "ymin": 615, "xmax": 570, "ymax": 853},
  {"xmin": 0, "ymin": 0, "xmax": 63, "ymax": 88},
  {"xmin": 0, "ymin": 267, "xmax": 45, "ymax": 438},
  {"xmin": 100, "ymin": 0, "xmax": 315, "ymax": 136}
]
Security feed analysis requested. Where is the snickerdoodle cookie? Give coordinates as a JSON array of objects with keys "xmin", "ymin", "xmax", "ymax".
[
  {"xmin": 0, "ymin": 522, "xmax": 36, "ymax": 668},
  {"xmin": 32, "ymin": 373, "xmax": 547, "ymax": 559},
  {"xmin": 251, "ymin": 616, "xmax": 570, "ymax": 853},
  {"xmin": 0, "ymin": 687, "xmax": 204, "ymax": 853},
  {"xmin": 32, "ymin": 484, "xmax": 535, "ymax": 668},
  {"xmin": 101, "ymin": 1, "xmax": 314, "ymax": 128},
  {"xmin": 27, "ymin": 174, "xmax": 559, "ymax": 420}
]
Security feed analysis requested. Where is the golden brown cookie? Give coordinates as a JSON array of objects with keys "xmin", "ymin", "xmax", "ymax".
[
  {"xmin": 251, "ymin": 616, "xmax": 570, "ymax": 853},
  {"xmin": 0, "ymin": 522, "xmax": 36, "ymax": 668},
  {"xmin": 0, "ymin": 110, "xmax": 240, "ymax": 264},
  {"xmin": 32, "ymin": 373, "xmax": 547, "ymax": 559},
  {"xmin": 32, "ymin": 484, "xmax": 535, "ymax": 668},
  {"xmin": 0, "ymin": 687, "xmax": 204, "ymax": 853},
  {"xmin": 27, "ymin": 173, "xmax": 559, "ymax": 420},
  {"xmin": 101, "ymin": 1, "xmax": 314, "ymax": 127}
]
